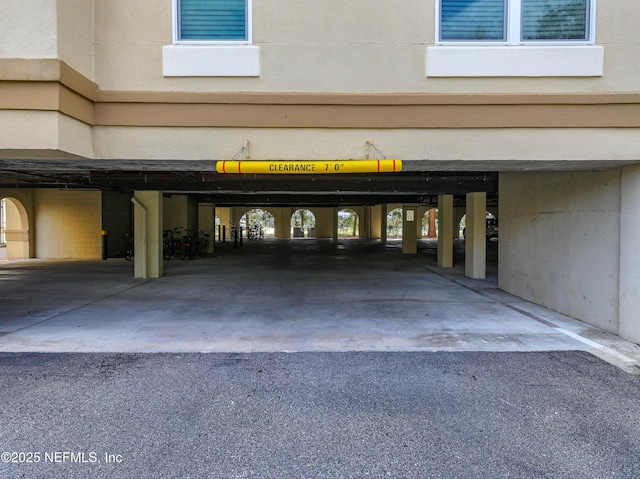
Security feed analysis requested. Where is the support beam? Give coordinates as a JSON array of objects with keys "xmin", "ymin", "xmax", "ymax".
[
  {"xmin": 437, "ymin": 194, "xmax": 454, "ymax": 268},
  {"xmin": 132, "ymin": 191, "xmax": 163, "ymax": 279},
  {"xmin": 402, "ymin": 204, "xmax": 418, "ymax": 254},
  {"xmin": 380, "ymin": 204, "xmax": 387, "ymax": 244},
  {"xmin": 465, "ymin": 192, "xmax": 486, "ymax": 279}
]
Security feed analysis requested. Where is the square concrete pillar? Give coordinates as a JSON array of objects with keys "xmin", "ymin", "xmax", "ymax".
[
  {"xmin": 360, "ymin": 206, "xmax": 370, "ymax": 239},
  {"xmin": 437, "ymin": 195, "xmax": 454, "ymax": 268},
  {"xmin": 198, "ymin": 203, "xmax": 215, "ymax": 253},
  {"xmin": 380, "ymin": 204, "xmax": 388, "ymax": 244},
  {"xmin": 620, "ymin": 165, "xmax": 640, "ymax": 343},
  {"xmin": 368, "ymin": 205, "xmax": 382, "ymax": 240},
  {"xmin": 465, "ymin": 192, "xmax": 486, "ymax": 279},
  {"xmin": 402, "ymin": 204, "xmax": 418, "ymax": 254},
  {"xmin": 132, "ymin": 191, "xmax": 163, "ymax": 279}
]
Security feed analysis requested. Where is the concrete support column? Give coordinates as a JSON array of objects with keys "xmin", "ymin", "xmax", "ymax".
[
  {"xmin": 437, "ymin": 195, "xmax": 454, "ymax": 268},
  {"xmin": 465, "ymin": 192, "xmax": 486, "ymax": 279},
  {"xmin": 332, "ymin": 207, "xmax": 339, "ymax": 244},
  {"xmin": 380, "ymin": 204, "xmax": 388, "ymax": 244},
  {"xmin": 368, "ymin": 205, "xmax": 381, "ymax": 240},
  {"xmin": 360, "ymin": 206, "xmax": 370, "ymax": 239},
  {"xmin": 197, "ymin": 203, "xmax": 215, "ymax": 253},
  {"xmin": 273, "ymin": 207, "xmax": 291, "ymax": 238},
  {"xmin": 132, "ymin": 191, "xmax": 163, "ymax": 279},
  {"xmin": 402, "ymin": 204, "xmax": 418, "ymax": 254},
  {"xmin": 619, "ymin": 165, "xmax": 640, "ymax": 343}
]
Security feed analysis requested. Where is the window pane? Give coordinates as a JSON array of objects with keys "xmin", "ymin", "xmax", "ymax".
[
  {"xmin": 179, "ymin": 0, "xmax": 247, "ymax": 41},
  {"xmin": 522, "ymin": 0, "xmax": 589, "ymax": 40},
  {"xmin": 440, "ymin": 0, "xmax": 506, "ymax": 41}
]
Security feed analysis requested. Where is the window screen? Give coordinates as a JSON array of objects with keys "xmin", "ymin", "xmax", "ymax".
[
  {"xmin": 179, "ymin": 0, "xmax": 247, "ymax": 41},
  {"xmin": 521, "ymin": 0, "xmax": 589, "ymax": 40},
  {"xmin": 440, "ymin": 0, "xmax": 507, "ymax": 41}
]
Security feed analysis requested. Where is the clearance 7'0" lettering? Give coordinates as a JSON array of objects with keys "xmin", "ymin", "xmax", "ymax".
[{"xmin": 216, "ymin": 160, "xmax": 402, "ymax": 174}]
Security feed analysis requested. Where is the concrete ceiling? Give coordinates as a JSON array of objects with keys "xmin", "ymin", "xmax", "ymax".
[{"xmin": 2, "ymin": 157, "xmax": 636, "ymax": 207}]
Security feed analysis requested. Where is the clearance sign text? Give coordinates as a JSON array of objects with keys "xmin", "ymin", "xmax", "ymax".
[{"xmin": 216, "ymin": 159, "xmax": 402, "ymax": 175}]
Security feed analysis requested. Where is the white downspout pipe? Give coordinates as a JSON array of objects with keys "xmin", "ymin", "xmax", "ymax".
[{"xmin": 131, "ymin": 197, "xmax": 148, "ymax": 279}]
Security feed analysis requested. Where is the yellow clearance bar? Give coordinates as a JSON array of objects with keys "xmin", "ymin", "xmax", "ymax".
[{"xmin": 216, "ymin": 159, "xmax": 402, "ymax": 174}]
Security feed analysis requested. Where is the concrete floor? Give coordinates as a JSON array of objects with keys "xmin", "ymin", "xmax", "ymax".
[{"xmin": 1, "ymin": 239, "xmax": 639, "ymax": 373}]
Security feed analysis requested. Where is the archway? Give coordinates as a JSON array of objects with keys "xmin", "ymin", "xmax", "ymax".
[
  {"xmin": 459, "ymin": 212, "xmax": 496, "ymax": 239},
  {"xmin": 386, "ymin": 208, "xmax": 403, "ymax": 239},
  {"xmin": 240, "ymin": 208, "xmax": 275, "ymax": 239},
  {"xmin": 291, "ymin": 209, "xmax": 316, "ymax": 238},
  {"xmin": 338, "ymin": 209, "xmax": 359, "ymax": 238},
  {"xmin": 422, "ymin": 208, "xmax": 438, "ymax": 239},
  {"xmin": 1, "ymin": 197, "xmax": 30, "ymax": 259}
]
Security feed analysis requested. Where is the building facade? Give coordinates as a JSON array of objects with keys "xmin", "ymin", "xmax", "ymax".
[{"xmin": 1, "ymin": 0, "xmax": 639, "ymax": 343}]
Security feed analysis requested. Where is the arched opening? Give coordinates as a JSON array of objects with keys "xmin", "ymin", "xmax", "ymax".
[
  {"xmin": 459, "ymin": 212, "xmax": 497, "ymax": 239},
  {"xmin": 422, "ymin": 208, "xmax": 438, "ymax": 239},
  {"xmin": 240, "ymin": 208, "xmax": 275, "ymax": 239},
  {"xmin": 386, "ymin": 208, "xmax": 403, "ymax": 239},
  {"xmin": 338, "ymin": 209, "xmax": 359, "ymax": 238},
  {"xmin": 291, "ymin": 209, "xmax": 316, "ymax": 238},
  {"xmin": 1, "ymin": 197, "xmax": 30, "ymax": 259}
]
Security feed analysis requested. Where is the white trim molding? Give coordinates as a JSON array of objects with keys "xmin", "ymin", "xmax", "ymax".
[
  {"xmin": 162, "ymin": 45, "xmax": 260, "ymax": 77},
  {"xmin": 426, "ymin": 45, "xmax": 604, "ymax": 77}
]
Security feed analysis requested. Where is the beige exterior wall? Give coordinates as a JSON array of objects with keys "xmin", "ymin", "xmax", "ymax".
[
  {"xmin": 499, "ymin": 170, "xmax": 622, "ymax": 334},
  {"xmin": 34, "ymin": 189, "xmax": 102, "ymax": 259},
  {"xmin": 0, "ymin": 111, "xmax": 92, "ymax": 159},
  {"xmin": 89, "ymin": 0, "xmax": 640, "ymax": 93},
  {"xmin": 92, "ymin": 127, "xmax": 640, "ymax": 164},
  {"xmin": 0, "ymin": 0, "xmax": 57, "ymax": 59},
  {"xmin": 0, "ymin": 111, "xmax": 59, "ymax": 151},
  {"xmin": 57, "ymin": 0, "xmax": 94, "ymax": 79}
]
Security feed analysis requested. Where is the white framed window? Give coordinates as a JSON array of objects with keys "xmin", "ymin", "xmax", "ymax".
[
  {"xmin": 173, "ymin": 0, "xmax": 252, "ymax": 44},
  {"xmin": 436, "ymin": 0, "xmax": 595, "ymax": 45},
  {"xmin": 428, "ymin": 0, "xmax": 602, "ymax": 77},
  {"xmin": 164, "ymin": 0, "xmax": 259, "ymax": 77}
]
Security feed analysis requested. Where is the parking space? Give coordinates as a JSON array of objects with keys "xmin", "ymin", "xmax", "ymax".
[{"xmin": 0, "ymin": 238, "xmax": 639, "ymax": 373}]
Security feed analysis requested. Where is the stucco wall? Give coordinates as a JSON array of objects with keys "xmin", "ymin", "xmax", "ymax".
[
  {"xmin": 57, "ymin": 0, "xmax": 94, "ymax": 79},
  {"xmin": 0, "ymin": 0, "xmax": 57, "ymax": 59},
  {"xmin": 0, "ymin": 111, "xmax": 93, "ymax": 159},
  {"xmin": 92, "ymin": 0, "xmax": 640, "ymax": 93},
  {"xmin": 619, "ymin": 164, "xmax": 640, "ymax": 343},
  {"xmin": 34, "ymin": 189, "xmax": 102, "ymax": 259},
  {"xmin": 92, "ymin": 127, "xmax": 640, "ymax": 164},
  {"xmin": 499, "ymin": 170, "xmax": 622, "ymax": 334}
]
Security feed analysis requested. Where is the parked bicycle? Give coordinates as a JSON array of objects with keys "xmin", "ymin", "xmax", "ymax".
[
  {"xmin": 247, "ymin": 224, "xmax": 264, "ymax": 240},
  {"xmin": 163, "ymin": 227, "xmax": 183, "ymax": 260},
  {"xmin": 180, "ymin": 230, "xmax": 195, "ymax": 260},
  {"xmin": 195, "ymin": 231, "xmax": 210, "ymax": 257}
]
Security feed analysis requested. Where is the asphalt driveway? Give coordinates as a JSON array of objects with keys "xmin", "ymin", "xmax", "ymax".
[{"xmin": 1, "ymin": 351, "xmax": 639, "ymax": 479}]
